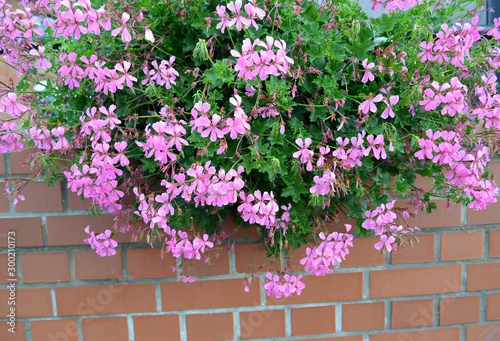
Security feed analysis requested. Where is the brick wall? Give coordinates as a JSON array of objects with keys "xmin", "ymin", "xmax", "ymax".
[{"xmin": 0, "ymin": 148, "xmax": 500, "ymax": 340}]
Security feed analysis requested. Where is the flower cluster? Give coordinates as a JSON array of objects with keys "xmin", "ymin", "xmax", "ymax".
[
  {"xmin": 1, "ymin": 93, "xmax": 27, "ymax": 118},
  {"xmin": 137, "ymin": 119, "xmax": 188, "ymax": 164},
  {"xmin": 418, "ymin": 78, "xmax": 467, "ymax": 116},
  {"xmin": 300, "ymin": 225, "xmax": 354, "ymax": 276},
  {"xmin": 64, "ymin": 105, "xmax": 126, "ymax": 212},
  {"xmin": 417, "ymin": 19, "xmax": 482, "ymax": 68},
  {"xmin": 263, "ymin": 272, "xmax": 305, "ymax": 298},
  {"xmin": 371, "ymin": 0, "xmax": 424, "ymax": 13},
  {"xmin": 294, "ymin": 133, "xmax": 388, "ymax": 175},
  {"xmin": 214, "ymin": 0, "xmax": 265, "ymax": 32},
  {"xmin": 237, "ymin": 190, "xmax": 279, "ymax": 229},
  {"xmin": 231, "ymin": 36, "xmax": 294, "ymax": 81},
  {"xmin": 142, "ymin": 57, "xmax": 179, "ymax": 90},
  {"xmin": 165, "ymin": 230, "xmax": 214, "ymax": 261},
  {"xmin": 0, "ymin": 121, "xmax": 23, "ymax": 154},
  {"xmin": 415, "ymin": 129, "xmax": 498, "ymax": 211},
  {"xmin": 362, "ymin": 202, "xmax": 418, "ymax": 253},
  {"xmin": 50, "ymin": 0, "xmax": 111, "ymax": 39},
  {"xmin": 189, "ymin": 97, "xmax": 251, "ymax": 146},
  {"xmin": 84, "ymin": 227, "xmax": 119, "ymax": 257}
]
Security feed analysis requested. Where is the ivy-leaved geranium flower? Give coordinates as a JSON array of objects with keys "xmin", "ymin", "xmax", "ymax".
[
  {"xmin": 111, "ymin": 12, "xmax": 132, "ymax": 43},
  {"xmin": 358, "ymin": 94, "xmax": 384, "ymax": 114}
]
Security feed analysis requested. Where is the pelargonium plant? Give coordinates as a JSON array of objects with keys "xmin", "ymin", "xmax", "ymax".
[{"xmin": 1, "ymin": 0, "xmax": 499, "ymax": 297}]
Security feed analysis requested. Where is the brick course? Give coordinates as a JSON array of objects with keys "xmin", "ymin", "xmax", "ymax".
[{"xmin": 1, "ymin": 141, "xmax": 500, "ymax": 341}]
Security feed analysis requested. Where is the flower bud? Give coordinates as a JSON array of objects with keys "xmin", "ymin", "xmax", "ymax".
[
  {"xmin": 270, "ymin": 157, "xmax": 281, "ymax": 173},
  {"xmin": 193, "ymin": 39, "xmax": 209, "ymax": 61}
]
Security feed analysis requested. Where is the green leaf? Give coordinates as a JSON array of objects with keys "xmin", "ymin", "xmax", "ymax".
[
  {"xmin": 203, "ymin": 59, "xmax": 234, "ymax": 89},
  {"xmin": 345, "ymin": 39, "xmax": 376, "ymax": 60}
]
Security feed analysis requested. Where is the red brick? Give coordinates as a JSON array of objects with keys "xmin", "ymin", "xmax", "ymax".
[
  {"xmin": 466, "ymin": 323, "xmax": 500, "ymax": 341},
  {"xmin": 21, "ymin": 252, "xmax": 70, "ymax": 283},
  {"xmin": 487, "ymin": 293, "xmax": 500, "ymax": 321},
  {"xmin": 15, "ymin": 181, "xmax": 63, "ymax": 212},
  {"xmin": 488, "ymin": 161, "xmax": 500, "ymax": 178},
  {"xmin": 127, "ymin": 248, "xmax": 176, "ymax": 279},
  {"xmin": 82, "ymin": 317, "xmax": 128, "ymax": 341},
  {"xmin": 292, "ymin": 306, "xmax": 335, "ymax": 336},
  {"xmin": 414, "ymin": 174, "xmax": 435, "ymax": 192},
  {"xmin": 186, "ymin": 313, "xmax": 233, "ymax": 341},
  {"xmin": 467, "ymin": 263, "xmax": 500, "ymax": 291},
  {"xmin": 341, "ymin": 236, "xmax": 385, "ymax": 268},
  {"xmin": 0, "ymin": 183, "xmax": 8, "ymax": 212},
  {"xmin": 390, "ymin": 174, "xmax": 434, "ymax": 196},
  {"xmin": 184, "ymin": 247, "xmax": 230, "ymax": 276},
  {"xmin": 240, "ymin": 309, "xmax": 286, "ymax": 339},
  {"xmin": 0, "ymin": 154, "xmax": 5, "ymax": 175},
  {"xmin": 0, "ymin": 288, "xmax": 52, "ymax": 317},
  {"xmin": 441, "ymin": 231, "xmax": 483, "ymax": 261},
  {"xmin": 396, "ymin": 199, "xmax": 461, "ymax": 228},
  {"xmin": 490, "ymin": 229, "xmax": 500, "ymax": 258},
  {"xmin": 161, "ymin": 278, "xmax": 260, "ymax": 311},
  {"xmin": 440, "ymin": 296, "xmax": 480, "ymax": 325},
  {"xmin": 268, "ymin": 273, "xmax": 363, "ymax": 305},
  {"xmin": 9, "ymin": 149, "xmax": 36, "ymax": 175},
  {"xmin": 0, "ymin": 254, "xmax": 14, "ymax": 284},
  {"xmin": 371, "ymin": 328, "xmax": 460, "ymax": 341},
  {"xmin": 370, "ymin": 265, "xmax": 462, "ymax": 298},
  {"xmin": 234, "ymin": 243, "xmax": 282, "ymax": 274},
  {"xmin": 46, "ymin": 214, "xmax": 132, "ymax": 246},
  {"xmin": 0, "ymin": 320, "xmax": 25, "ymax": 341},
  {"xmin": 31, "ymin": 319, "xmax": 78, "ymax": 341},
  {"xmin": 134, "ymin": 315, "xmax": 180, "ymax": 341},
  {"xmin": 391, "ymin": 299, "xmax": 433, "ymax": 329},
  {"xmin": 294, "ymin": 337, "xmax": 363, "ymax": 341},
  {"xmin": 0, "ymin": 218, "xmax": 43, "ymax": 247},
  {"xmin": 391, "ymin": 234, "xmax": 435, "ymax": 264},
  {"xmin": 0, "ymin": 58, "xmax": 21, "ymax": 94},
  {"xmin": 56, "ymin": 284, "xmax": 156, "ymax": 315},
  {"xmin": 468, "ymin": 199, "xmax": 500, "ymax": 225},
  {"xmin": 342, "ymin": 302, "xmax": 385, "ymax": 331},
  {"xmin": 287, "ymin": 244, "xmax": 309, "ymax": 271},
  {"xmin": 67, "ymin": 190, "xmax": 94, "ymax": 211},
  {"xmin": 223, "ymin": 215, "xmax": 259, "ymax": 238},
  {"xmin": 325, "ymin": 211, "xmax": 356, "ymax": 233},
  {"xmin": 74, "ymin": 250, "xmax": 123, "ymax": 280}
]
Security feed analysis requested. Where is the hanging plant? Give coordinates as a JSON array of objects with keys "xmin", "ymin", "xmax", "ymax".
[{"xmin": 1, "ymin": 0, "xmax": 498, "ymax": 297}]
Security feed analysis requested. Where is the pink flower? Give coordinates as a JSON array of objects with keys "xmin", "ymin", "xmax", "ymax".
[
  {"xmin": 361, "ymin": 58, "xmax": 375, "ymax": 83},
  {"xmin": 227, "ymin": 0, "xmax": 249, "ymax": 31},
  {"xmin": 417, "ymin": 41, "xmax": 435, "ymax": 63},
  {"xmin": 364, "ymin": 134, "xmax": 386, "ymax": 160},
  {"xmin": 29, "ymin": 46, "xmax": 52, "ymax": 70},
  {"xmin": 244, "ymin": 0, "xmax": 265, "ymax": 30},
  {"xmin": 1, "ymin": 93, "xmax": 27, "ymax": 118},
  {"xmin": 144, "ymin": 27, "xmax": 155, "ymax": 42},
  {"xmin": 111, "ymin": 12, "xmax": 132, "ymax": 43},
  {"xmin": 51, "ymin": 127, "xmax": 69, "ymax": 150},
  {"xmin": 293, "ymin": 138, "xmax": 314, "ymax": 164},
  {"xmin": 200, "ymin": 114, "xmax": 224, "ymax": 142},
  {"xmin": 358, "ymin": 94, "xmax": 384, "ymax": 114},
  {"xmin": 115, "ymin": 61, "xmax": 137, "ymax": 88},
  {"xmin": 245, "ymin": 86, "xmax": 255, "ymax": 97},
  {"xmin": 381, "ymin": 95, "xmax": 399, "ymax": 119},
  {"xmin": 113, "ymin": 141, "xmax": 129, "ymax": 167},
  {"xmin": 215, "ymin": 5, "xmax": 231, "ymax": 33},
  {"xmin": 375, "ymin": 234, "xmax": 396, "ymax": 252}
]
